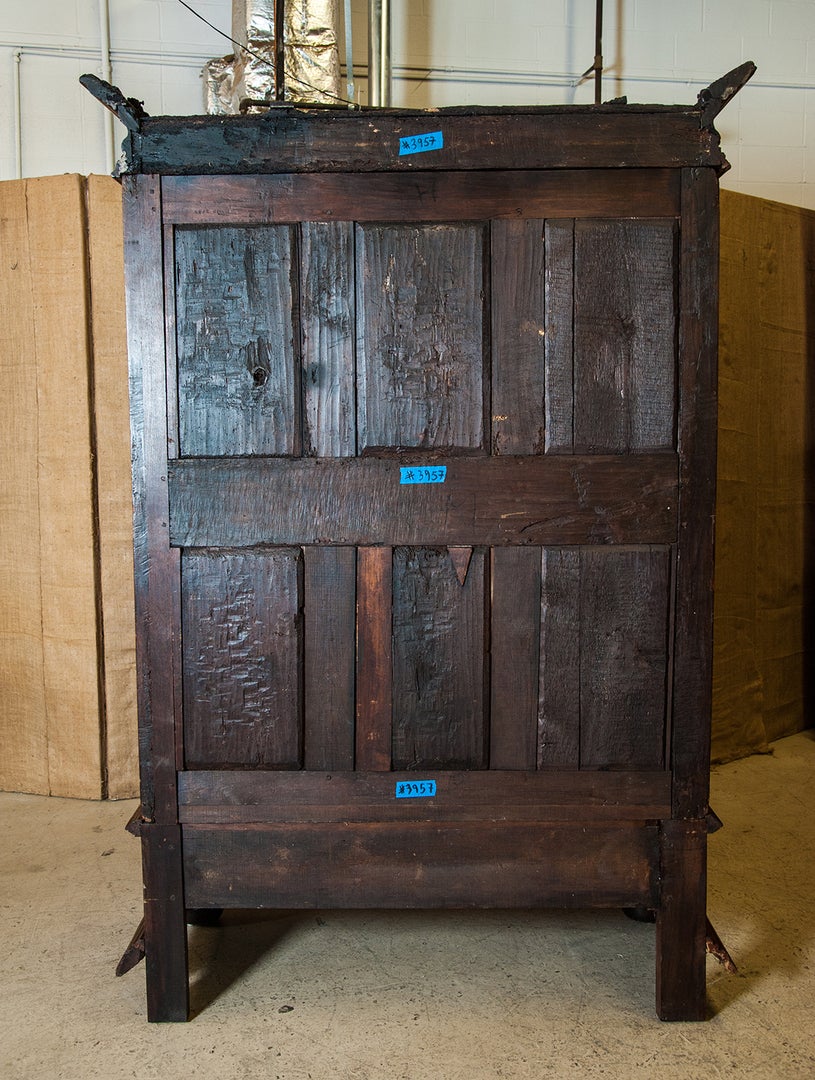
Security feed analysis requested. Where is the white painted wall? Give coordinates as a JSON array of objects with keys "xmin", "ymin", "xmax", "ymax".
[{"xmin": 1, "ymin": 0, "xmax": 814, "ymax": 207}]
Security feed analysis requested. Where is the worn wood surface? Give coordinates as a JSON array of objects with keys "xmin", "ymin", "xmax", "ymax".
[
  {"xmin": 392, "ymin": 547, "xmax": 487, "ymax": 769},
  {"xmin": 538, "ymin": 548, "xmax": 581, "ymax": 767},
  {"xmin": 355, "ymin": 547, "xmax": 393, "ymax": 771},
  {"xmin": 168, "ymin": 455, "xmax": 677, "ymax": 548},
  {"xmin": 178, "ymin": 769, "xmax": 672, "ymax": 823},
  {"xmin": 543, "ymin": 219, "xmax": 575, "ymax": 453},
  {"xmin": 141, "ymin": 824, "xmax": 188, "ymax": 1022},
  {"xmin": 656, "ymin": 819, "xmax": 708, "ymax": 1021},
  {"xmin": 181, "ymin": 549, "xmax": 302, "ymax": 768},
  {"xmin": 124, "ymin": 107, "xmax": 724, "ymax": 176},
  {"xmin": 182, "ymin": 821, "xmax": 660, "ymax": 910}
]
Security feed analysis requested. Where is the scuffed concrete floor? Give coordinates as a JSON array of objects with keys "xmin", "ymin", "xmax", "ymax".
[{"xmin": 1, "ymin": 731, "xmax": 813, "ymax": 1080}]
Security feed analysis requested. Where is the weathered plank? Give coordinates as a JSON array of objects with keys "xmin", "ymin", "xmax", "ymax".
[
  {"xmin": 544, "ymin": 219, "xmax": 575, "ymax": 452},
  {"xmin": 573, "ymin": 220, "xmax": 676, "ymax": 453},
  {"xmin": 181, "ymin": 548, "xmax": 303, "ymax": 768},
  {"xmin": 538, "ymin": 547, "xmax": 581, "ymax": 767},
  {"xmin": 491, "ymin": 220, "xmax": 546, "ymax": 455},
  {"xmin": 490, "ymin": 548, "xmax": 541, "ymax": 769},
  {"xmin": 303, "ymin": 547, "xmax": 356, "ymax": 770},
  {"xmin": 357, "ymin": 223, "xmax": 487, "ymax": 451},
  {"xmin": 141, "ymin": 824, "xmax": 189, "ymax": 1022},
  {"xmin": 182, "ymin": 821, "xmax": 660, "ymax": 910},
  {"xmin": 168, "ymin": 454, "xmax": 678, "ymax": 548},
  {"xmin": 656, "ymin": 819, "xmax": 708, "ymax": 1021},
  {"xmin": 355, "ymin": 547, "xmax": 393, "ymax": 771},
  {"xmin": 178, "ymin": 768, "xmax": 672, "ymax": 823},
  {"xmin": 579, "ymin": 547, "xmax": 671, "ymax": 769},
  {"xmin": 392, "ymin": 547, "xmax": 487, "ymax": 769},
  {"xmin": 300, "ymin": 221, "xmax": 356, "ymax": 457},
  {"xmin": 174, "ymin": 225, "xmax": 299, "ymax": 457}
]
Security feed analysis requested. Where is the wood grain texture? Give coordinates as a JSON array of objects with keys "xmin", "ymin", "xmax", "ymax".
[
  {"xmin": 168, "ymin": 454, "xmax": 678, "ymax": 548},
  {"xmin": 491, "ymin": 219, "xmax": 546, "ymax": 455},
  {"xmin": 490, "ymin": 548, "xmax": 541, "ymax": 769},
  {"xmin": 357, "ymin": 223, "xmax": 487, "ymax": 451},
  {"xmin": 355, "ymin": 547, "xmax": 393, "ymax": 771},
  {"xmin": 303, "ymin": 546, "xmax": 356, "ymax": 770},
  {"xmin": 181, "ymin": 548, "xmax": 303, "ymax": 768},
  {"xmin": 182, "ymin": 821, "xmax": 660, "ymax": 909},
  {"xmin": 656, "ymin": 819, "xmax": 707, "ymax": 1021},
  {"xmin": 573, "ymin": 220, "xmax": 676, "ymax": 453},
  {"xmin": 301, "ymin": 221, "xmax": 356, "ymax": 457},
  {"xmin": 178, "ymin": 769, "xmax": 672, "ymax": 823},
  {"xmin": 579, "ymin": 547, "xmax": 671, "ymax": 769},
  {"xmin": 141, "ymin": 824, "xmax": 189, "ymax": 1022},
  {"xmin": 392, "ymin": 547, "xmax": 487, "ymax": 769},
  {"xmin": 538, "ymin": 548, "xmax": 581, "ymax": 767},
  {"xmin": 175, "ymin": 225, "xmax": 299, "ymax": 457},
  {"xmin": 672, "ymin": 169, "xmax": 719, "ymax": 817},
  {"xmin": 544, "ymin": 219, "xmax": 575, "ymax": 453},
  {"xmin": 127, "ymin": 108, "xmax": 723, "ymax": 176}
]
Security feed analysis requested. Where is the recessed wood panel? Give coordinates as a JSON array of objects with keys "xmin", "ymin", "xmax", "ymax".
[
  {"xmin": 182, "ymin": 548, "xmax": 303, "ymax": 767},
  {"xmin": 175, "ymin": 225, "xmax": 298, "ymax": 457},
  {"xmin": 573, "ymin": 220, "xmax": 676, "ymax": 453},
  {"xmin": 392, "ymin": 547, "xmax": 487, "ymax": 769},
  {"xmin": 356, "ymin": 223, "xmax": 486, "ymax": 451}
]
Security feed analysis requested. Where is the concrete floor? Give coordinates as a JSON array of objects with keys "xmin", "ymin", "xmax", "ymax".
[{"xmin": 1, "ymin": 732, "xmax": 813, "ymax": 1080}]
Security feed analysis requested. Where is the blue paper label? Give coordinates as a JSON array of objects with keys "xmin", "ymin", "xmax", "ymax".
[
  {"xmin": 399, "ymin": 131, "xmax": 444, "ymax": 156},
  {"xmin": 400, "ymin": 466, "xmax": 447, "ymax": 485},
  {"xmin": 395, "ymin": 780, "xmax": 437, "ymax": 799}
]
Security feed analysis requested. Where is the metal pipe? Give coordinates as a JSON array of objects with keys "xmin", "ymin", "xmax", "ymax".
[
  {"xmin": 594, "ymin": 0, "xmax": 603, "ymax": 104},
  {"xmin": 367, "ymin": 0, "xmax": 391, "ymax": 107},
  {"xmin": 274, "ymin": 0, "xmax": 285, "ymax": 101},
  {"xmin": 99, "ymin": 0, "xmax": 115, "ymax": 171},
  {"xmin": 13, "ymin": 49, "xmax": 22, "ymax": 179}
]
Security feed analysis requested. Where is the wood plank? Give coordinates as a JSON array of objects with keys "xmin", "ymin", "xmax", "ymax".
[
  {"xmin": 182, "ymin": 821, "xmax": 660, "ymax": 910},
  {"xmin": 672, "ymin": 168, "xmax": 719, "ymax": 817},
  {"xmin": 178, "ymin": 769, "xmax": 672, "ymax": 823},
  {"xmin": 174, "ymin": 224, "xmax": 299, "ymax": 457},
  {"xmin": 181, "ymin": 548, "xmax": 303, "ymax": 768},
  {"xmin": 538, "ymin": 548, "xmax": 581, "ymax": 767},
  {"xmin": 490, "ymin": 548, "xmax": 541, "ymax": 769},
  {"xmin": 355, "ymin": 547, "xmax": 392, "ymax": 770},
  {"xmin": 303, "ymin": 547, "xmax": 356, "ymax": 770},
  {"xmin": 392, "ymin": 547, "xmax": 487, "ymax": 769},
  {"xmin": 129, "ymin": 108, "xmax": 722, "ymax": 176},
  {"xmin": 544, "ymin": 219, "xmax": 575, "ymax": 452},
  {"xmin": 573, "ymin": 220, "xmax": 676, "ymax": 453},
  {"xmin": 356, "ymin": 223, "xmax": 487, "ymax": 451},
  {"xmin": 491, "ymin": 220, "xmax": 546, "ymax": 455},
  {"xmin": 579, "ymin": 547, "xmax": 671, "ymax": 769},
  {"xmin": 161, "ymin": 170, "xmax": 680, "ymax": 226},
  {"xmin": 141, "ymin": 824, "xmax": 189, "ymax": 1022},
  {"xmin": 656, "ymin": 819, "xmax": 707, "ymax": 1021},
  {"xmin": 168, "ymin": 454, "xmax": 678, "ymax": 548},
  {"xmin": 124, "ymin": 174, "xmax": 180, "ymax": 820},
  {"xmin": 301, "ymin": 221, "xmax": 356, "ymax": 457}
]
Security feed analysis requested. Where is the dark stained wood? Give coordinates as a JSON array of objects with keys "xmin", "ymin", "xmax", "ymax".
[
  {"xmin": 303, "ymin": 546, "xmax": 356, "ymax": 770},
  {"xmin": 182, "ymin": 822, "xmax": 660, "ymax": 910},
  {"xmin": 162, "ymin": 170, "xmax": 680, "ymax": 225},
  {"xmin": 355, "ymin": 547, "xmax": 392, "ymax": 771},
  {"xmin": 392, "ymin": 547, "xmax": 487, "ymax": 770},
  {"xmin": 490, "ymin": 548, "xmax": 540, "ymax": 769},
  {"xmin": 181, "ymin": 548, "xmax": 303, "ymax": 768},
  {"xmin": 573, "ymin": 220, "xmax": 676, "ymax": 453},
  {"xmin": 448, "ymin": 545, "xmax": 473, "ymax": 586},
  {"xmin": 656, "ymin": 819, "xmax": 708, "ymax": 1021},
  {"xmin": 300, "ymin": 221, "xmax": 356, "ymax": 457},
  {"xmin": 168, "ymin": 454, "xmax": 678, "ymax": 548},
  {"xmin": 122, "ymin": 175, "xmax": 180, "ymax": 821},
  {"xmin": 491, "ymin": 219, "xmax": 546, "ymax": 455},
  {"xmin": 356, "ymin": 223, "xmax": 487, "ymax": 451},
  {"xmin": 538, "ymin": 547, "xmax": 581, "ymax": 767},
  {"xmin": 174, "ymin": 225, "xmax": 299, "ymax": 457},
  {"xmin": 671, "ymin": 168, "xmax": 719, "ymax": 818},
  {"xmin": 141, "ymin": 824, "xmax": 188, "ymax": 1022},
  {"xmin": 544, "ymin": 220, "xmax": 575, "ymax": 453},
  {"xmin": 178, "ymin": 768, "xmax": 672, "ymax": 823},
  {"xmin": 579, "ymin": 547, "xmax": 671, "ymax": 769},
  {"xmin": 124, "ymin": 107, "xmax": 725, "ymax": 176}
]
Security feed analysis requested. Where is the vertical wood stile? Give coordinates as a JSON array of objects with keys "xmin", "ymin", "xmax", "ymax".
[
  {"xmin": 544, "ymin": 219, "xmax": 575, "ymax": 453},
  {"xmin": 538, "ymin": 547, "xmax": 581, "ymax": 767},
  {"xmin": 356, "ymin": 546, "xmax": 393, "ymax": 770}
]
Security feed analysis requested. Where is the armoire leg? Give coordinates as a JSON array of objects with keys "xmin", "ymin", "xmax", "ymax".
[
  {"xmin": 655, "ymin": 819, "xmax": 707, "ymax": 1021},
  {"xmin": 141, "ymin": 824, "xmax": 189, "ymax": 1022}
]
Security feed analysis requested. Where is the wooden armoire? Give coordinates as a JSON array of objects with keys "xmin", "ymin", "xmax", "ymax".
[{"xmin": 101, "ymin": 64, "xmax": 751, "ymax": 1022}]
